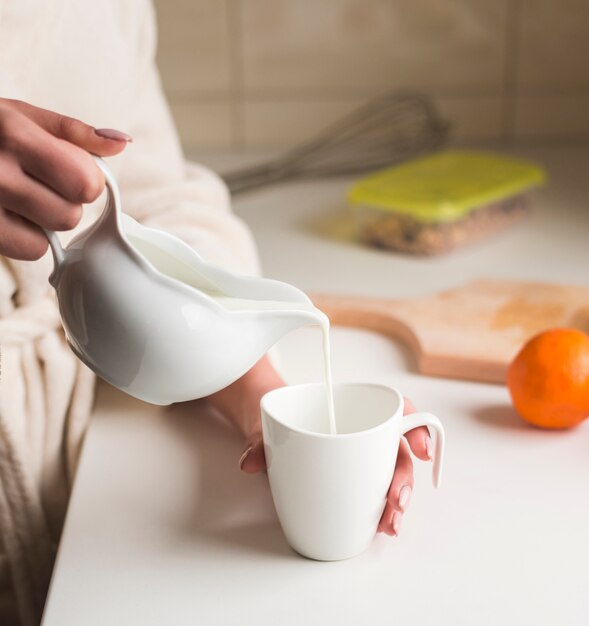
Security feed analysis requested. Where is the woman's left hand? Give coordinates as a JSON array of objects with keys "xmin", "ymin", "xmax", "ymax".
[
  {"xmin": 208, "ymin": 358, "xmax": 433, "ymax": 537},
  {"xmin": 376, "ymin": 397, "xmax": 432, "ymax": 536}
]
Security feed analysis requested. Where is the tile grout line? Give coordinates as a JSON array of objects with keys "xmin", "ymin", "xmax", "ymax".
[
  {"xmin": 227, "ymin": 0, "xmax": 246, "ymax": 151},
  {"xmin": 165, "ymin": 84, "xmax": 589, "ymax": 105}
]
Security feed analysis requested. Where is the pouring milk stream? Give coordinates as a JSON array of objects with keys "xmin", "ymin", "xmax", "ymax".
[
  {"xmin": 216, "ymin": 297, "xmax": 337, "ymax": 434},
  {"xmin": 43, "ymin": 157, "xmax": 338, "ymax": 433}
]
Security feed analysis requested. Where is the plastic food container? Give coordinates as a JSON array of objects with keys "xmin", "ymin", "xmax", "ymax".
[{"xmin": 348, "ymin": 151, "xmax": 546, "ymax": 255}]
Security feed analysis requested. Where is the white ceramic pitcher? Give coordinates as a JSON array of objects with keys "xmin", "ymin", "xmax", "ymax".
[{"xmin": 43, "ymin": 157, "xmax": 324, "ymax": 405}]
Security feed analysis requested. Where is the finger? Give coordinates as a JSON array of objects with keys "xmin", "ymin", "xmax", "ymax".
[
  {"xmin": 6, "ymin": 98, "xmax": 131, "ymax": 156},
  {"xmin": 0, "ymin": 160, "xmax": 82, "ymax": 231},
  {"xmin": 239, "ymin": 434, "xmax": 267, "ymax": 474},
  {"xmin": 386, "ymin": 438, "xmax": 414, "ymax": 507},
  {"xmin": 403, "ymin": 396, "xmax": 433, "ymax": 462},
  {"xmin": 379, "ymin": 510, "xmax": 403, "ymax": 537},
  {"xmin": 7, "ymin": 112, "xmax": 106, "ymax": 204},
  {"xmin": 404, "ymin": 426, "xmax": 432, "ymax": 462},
  {"xmin": 0, "ymin": 207, "xmax": 48, "ymax": 260},
  {"xmin": 378, "ymin": 439, "xmax": 414, "ymax": 536}
]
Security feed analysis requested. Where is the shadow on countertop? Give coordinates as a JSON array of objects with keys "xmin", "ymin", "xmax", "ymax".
[{"xmin": 159, "ymin": 400, "xmax": 297, "ymax": 560}]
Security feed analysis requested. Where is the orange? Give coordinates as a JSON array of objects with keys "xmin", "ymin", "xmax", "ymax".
[{"xmin": 507, "ymin": 328, "xmax": 589, "ymax": 429}]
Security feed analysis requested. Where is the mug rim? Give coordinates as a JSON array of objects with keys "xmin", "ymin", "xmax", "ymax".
[{"xmin": 260, "ymin": 382, "xmax": 403, "ymax": 439}]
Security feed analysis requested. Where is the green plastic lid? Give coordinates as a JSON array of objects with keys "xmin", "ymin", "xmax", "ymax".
[{"xmin": 348, "ymin": 150, "xmax": 546, "ymax": 223}]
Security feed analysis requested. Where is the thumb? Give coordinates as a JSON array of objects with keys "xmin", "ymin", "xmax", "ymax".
[
  {"xmin": 239, "ymin": 434, "xmax": 267, "ymax": 474},
  {"xmin": 7, "ymin": 99, "xmax": 132, "ymax": 156}
]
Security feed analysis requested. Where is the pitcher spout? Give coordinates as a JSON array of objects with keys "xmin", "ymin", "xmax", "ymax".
[{"xmin": 254, "ymin": 306, "xmax": 329, "ymax": 355}]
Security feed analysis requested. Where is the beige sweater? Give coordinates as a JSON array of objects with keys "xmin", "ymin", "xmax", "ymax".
[{"xmin": 0, "ymin": 2, "xmax": 260, "ymax": 624}]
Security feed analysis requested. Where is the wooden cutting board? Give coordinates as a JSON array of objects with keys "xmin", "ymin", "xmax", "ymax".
[{"xmin": 311, "ymin": 279, "xmax": 589, "ymax": 384}]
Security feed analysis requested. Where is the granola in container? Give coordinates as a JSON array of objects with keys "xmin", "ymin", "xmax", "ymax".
[{"xmin": 348, "ymin": 151, "xmax": 546, "ymax": 255}]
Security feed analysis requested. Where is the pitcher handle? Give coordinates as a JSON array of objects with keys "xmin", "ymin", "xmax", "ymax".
[
  {"xmin": 400, "ymin": 410, "xmax": 445, "ymax": 488},
  {"xmin": 43, "ymin": 155, "xmax": 120, "ymax": 271}
]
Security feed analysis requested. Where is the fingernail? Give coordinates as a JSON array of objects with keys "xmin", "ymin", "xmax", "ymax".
[
  {"xmin": 392, "ymin": 512, "xmax": 402, "ymax": 535},
  {"xmin": 398, "ymin": 485, "xmax": 411, "ymax": 511},
  {"xmin": 425, "ymin": 437, "xmax": 434, "ymax": 460},
  {"xmin": 239, "ymin": 444, "xmax": 254, "ymax": 470},
  {"xmin": 95, "ymin": 128, "xmax": 133, "ymax": 142}
]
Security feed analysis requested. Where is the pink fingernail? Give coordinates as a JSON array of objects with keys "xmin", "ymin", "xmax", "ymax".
[
  {"xmin": 239, "ymin": 444, "xmax": 254, "ymax": 470},
  {"xmin": 392, "ymin": 512, "xmax": 402, "ymax": 535},
  {"xmin": 425, "ymin": 437, "xmax": 434, "ymax": 460},
  {"xmin": 398, "ymin": 485, "xmax": 411, "ymax": 511},
  {"xmin": 95, "ymin": 128, "xmax": 133, "ymax": 142}
]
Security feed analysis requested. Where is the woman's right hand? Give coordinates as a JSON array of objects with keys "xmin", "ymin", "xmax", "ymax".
[{"xmin": 0, "ymin": 98, "xmax": 132, "ymax": 261}]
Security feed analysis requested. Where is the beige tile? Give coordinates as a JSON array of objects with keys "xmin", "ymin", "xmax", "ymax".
[
  {"xmin": 514, "ymin": 96, "xmax": 589, "ymax": 139},
  {"xmin": 243, "ymin": 96, "xmax": 504, "ymax": 149},
  {"xmin": 435, "ymin": 96, "xmax": 505, "ymax": 142},
  {"xmin": 241, "ymin": 0, "xmax": 509, "ymax": 93},
  {"xmin": 169, "ymin": 101, "xmax": 234, "ymax": 150},
  {"xmin": 243, "ymin": 100, "xmax": 363, "ymax": 147},
  {"xmin": 153, "ymin": 0, "xmax": 231, "ymax": 96},
  {"xmin": 517, "ymin": 0, "xmax": 589, "ymax": 89}
]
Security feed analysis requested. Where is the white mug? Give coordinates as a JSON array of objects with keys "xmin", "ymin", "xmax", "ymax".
[{"xmin": 261, "ymin": 382, "xmax": 445, "ymax": 561}]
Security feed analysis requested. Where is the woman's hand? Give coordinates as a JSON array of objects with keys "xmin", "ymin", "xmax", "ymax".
[
  {"xmin": 376, "ymin": 398, "xmax": 431, "ymax": 537},
  {"xmin": 0, "ymin": 98, "xmax": 132, "ymax": 261},
  {"xmin": 207, "ymin": 356, "xmax": 285, "ymax": 474},
  {"xmin": 207, "ymin": 357, "xmax": 433, "ymax": 537}
]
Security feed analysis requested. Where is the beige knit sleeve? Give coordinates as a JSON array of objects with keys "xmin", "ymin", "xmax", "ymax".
[{"xmin": 115, "ymin": 2, "xmax": 261, "ymax": 278}]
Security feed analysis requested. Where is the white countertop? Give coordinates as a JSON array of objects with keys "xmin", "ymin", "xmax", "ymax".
[{"xmin": 42, "ymin": 147, "xmax": 589, "ymax": 625}]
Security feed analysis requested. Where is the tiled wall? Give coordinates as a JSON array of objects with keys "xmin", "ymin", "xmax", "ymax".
[{"xmin": 153, "ymin": 0, "xmax": 589, "ymax": 152}]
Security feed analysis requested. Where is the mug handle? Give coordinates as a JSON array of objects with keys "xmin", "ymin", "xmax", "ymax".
[{"xmin": 401, "ymin": 411, "xmax": 445, "ymax": 488}]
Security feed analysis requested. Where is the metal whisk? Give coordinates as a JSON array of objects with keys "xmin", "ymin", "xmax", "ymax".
[{"xmin": 222, "ymin": 92, "xmax": 449, "ymax": 194}]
